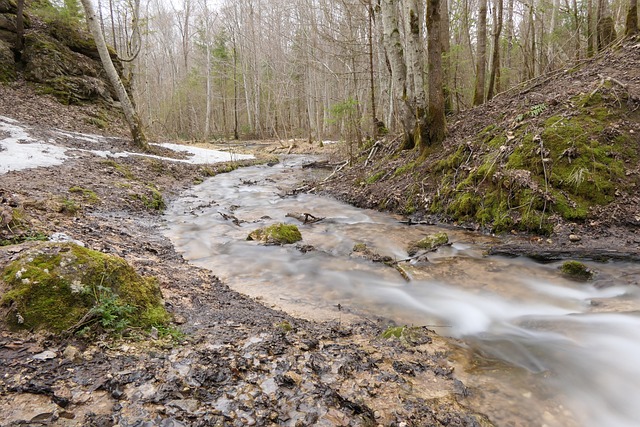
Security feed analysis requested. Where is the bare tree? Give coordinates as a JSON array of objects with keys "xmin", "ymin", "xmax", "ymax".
[
  {"xmin": 627, "ymin": 0, "xmax": 638, "ymax": 36},
  {"xmin": 487, "ymin": 0, "xmax": 503, "ymax": 99},
  {"xmin": 80, "ymin": 0, "xmax": 148, "ymax": 149},
  {"xmin": 473, "ymin": 0, "xmax": 488, "ymax": 106},
  {"xmin": 426, "ymin": 0, "xmax": 446, "ymax": 147}
]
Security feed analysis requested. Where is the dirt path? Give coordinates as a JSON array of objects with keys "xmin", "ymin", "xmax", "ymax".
[{"xmin": 0, "ymin": 117, "xmax": 490, "ymax": 426}]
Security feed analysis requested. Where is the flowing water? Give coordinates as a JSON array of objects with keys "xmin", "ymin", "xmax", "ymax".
[{"xmin": 163, "ymin": 157, "xmax": 640, "ymax": 427}]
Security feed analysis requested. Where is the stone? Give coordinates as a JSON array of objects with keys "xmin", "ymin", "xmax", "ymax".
[{"xmin": 568, "ymin": 234, "xmax": 581, "ymax": 242}]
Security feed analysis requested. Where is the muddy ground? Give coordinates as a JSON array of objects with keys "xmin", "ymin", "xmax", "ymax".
[{"xmin": 0, "ymin": 92, "xmax": 492, "ymax": 426}]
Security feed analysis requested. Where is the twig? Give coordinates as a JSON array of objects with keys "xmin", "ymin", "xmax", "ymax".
[
  {"xmin": 365, "ymin": 141, "xmax": 382, "ymax": 167},
  {"xmin": 323, "ymin": 160, "xmax": 349, "ymax": 182}
]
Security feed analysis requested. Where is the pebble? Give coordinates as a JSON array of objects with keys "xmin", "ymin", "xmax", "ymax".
[{"xmin": 569, "ymin": 234, "xmax": 581, "ymax": 242}]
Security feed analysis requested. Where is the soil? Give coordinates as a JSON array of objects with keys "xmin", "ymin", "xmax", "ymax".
[
  {"xmin": 316, "ymin": 39, "xmax": 640, "ymax": 262},
  {"xmin": 0, "ymin": 90, "xmax": 490, "ymax": 425}
]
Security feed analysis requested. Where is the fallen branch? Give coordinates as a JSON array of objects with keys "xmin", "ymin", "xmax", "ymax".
[
  {"xmin": 364, "ymin": 141, "xmax": 382, "ymax": 167},
  {"xmin": 323, "ymin": 160, "xmax": 349, "ymax": 182}
]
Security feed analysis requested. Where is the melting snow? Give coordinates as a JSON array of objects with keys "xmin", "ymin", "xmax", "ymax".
[
  {"xmin": 0, "ymin": 115, "xmax": 254, "ymax": 175},
  {"xmin": 0, "ymin": 116, "xmax": 68, "ymax": 174}
]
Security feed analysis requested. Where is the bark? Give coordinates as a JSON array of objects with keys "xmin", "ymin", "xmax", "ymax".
[
  {"xmin": 547, "ymin": 0, "xmax": 560, "ymax": 70},
  {"xmin": 597, "ymin": 0, "xmax": 617, "ymax": 49},
  {"xmin": 403, "ymin": 0, "xmax": 427, "ymax": 146},
  {"xmin": 441, "ymin": 0, "xmax": 453, "ymax": 114},
  {"xmin": 487, "ymin": 0, "xmax": 503, "ymax": 100},
  {"xmin": 504, "ymin": 0, "xmax": 514, "ymax": 88},
  {"xmin": 473, "ymin": 0, "xmax": 488, "ymax": 106},
  {"xmin": 587, "ymin": 0, "xmax": 595, "ymax": 56},
  {"xmin": 15, "ymin": 0, "xmax": 24, "ymax": 55},
  {"xmin": 367, "ymin": 0, "xmax": 378, "ymax": 137},
  {"xmin": 79, "ymin": 0, "xmax": 148, "ymax": 150},
  {"xmin": 626, "ymin": 0, "xmax": 638, "ymax": 36},
  {"xmin": 381, "ymin": 0, "xmax": 413, "ymax": 149},
  {"xmin": 426, "ymin": 0, "xmax": 446, "ymax": 147}
]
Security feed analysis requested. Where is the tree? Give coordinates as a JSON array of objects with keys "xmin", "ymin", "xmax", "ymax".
[
  {"xmin": 473, "ymin": 0, "xmax": 488, "ymax": 106},
  {"xmin": 79, "ymin": 0, "xmax": 148, "ymax": 150},
  {"xmin": 381, "ymin": 0, "xmax": 413, "ymax": 148},
  {"xmin": 627, "ymin": 0, "xmax": 638, "ymax": 36},
  {"xmin": 426, "ymin": 0, "xmax": 446, "ymax": 146},
  {"xmin": 597, "ymin": 0, "xmax": 617, "ymax": 50},
  {"xmin": 15, "ymin": 0, "xmax": 25, "ymax": 56},
  {"xmin": 487, "ymin": 0, "xmax": 503, "ymax": 99}
]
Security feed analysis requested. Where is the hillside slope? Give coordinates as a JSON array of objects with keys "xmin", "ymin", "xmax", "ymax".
[{"xmin": 319, "ymin": 39, "xmax": 640, "ymax": 253}]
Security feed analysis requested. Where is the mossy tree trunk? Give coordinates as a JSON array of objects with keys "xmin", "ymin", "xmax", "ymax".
[
  {"xmin": 626, "ymin": 0, "xmax": 638, "ymax": 36},
  {"xmin": 79, "ymin": 0, "xmax": 149, "ymax": 151}
]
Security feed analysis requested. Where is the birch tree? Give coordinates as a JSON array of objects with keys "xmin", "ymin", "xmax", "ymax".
[{"xmin": 80, "ymin": 0, "xmax": 148, "ymax": 149}]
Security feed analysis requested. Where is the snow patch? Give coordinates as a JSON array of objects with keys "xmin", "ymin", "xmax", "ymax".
[
  {"xmin": 0, "ymin": 115, "xmax": 254, "ymax": 175},
  {"xmin": 0, "ymin": 116, "xmax": 69, "ymax": 174}
]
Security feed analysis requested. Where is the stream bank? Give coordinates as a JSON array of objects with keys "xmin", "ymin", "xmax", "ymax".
[{"xmin": 0, "ymin": 119, "xmax": 490, "ymax": 426}]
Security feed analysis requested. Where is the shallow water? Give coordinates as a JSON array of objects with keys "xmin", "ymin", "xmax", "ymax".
[{"xmin": 163, "ymin": 157, "xmax": 640, "ymax": 427}]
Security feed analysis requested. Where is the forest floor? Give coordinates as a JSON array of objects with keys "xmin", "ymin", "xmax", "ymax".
[{"xmin": 0, "ymin": 87, "xmax": 491, "ymax": 426}]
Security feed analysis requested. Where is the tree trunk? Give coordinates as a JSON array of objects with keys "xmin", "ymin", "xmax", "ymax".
[
  {"xmin": 504, "ymin": 0, "xmax": 514, "ymax": 88},
  {"xmin": 367, "ymin": 0, "xmax": 378, "ymax": 137},
  {"xmin": 381, "ymin": 0, "xmax": 413, "ymax": 149},
  {"xmin": 403, "ymin": 0, "xmax": 427, "ymax": 146},
  {"xmin": 426, "ymin": 0, "xmax": 446, "ymax": 147},
  {"xmin": 441, "ymin": 0, "xmax": 453, "ymax": 114},
  {"xmin": 597, "ymin": 0, "xmax": 617, "ymax": 49},
  {"xmin": 487, "ymin": 0, "xmax": 503, "ymax": 100},
  {"xmin": 587, "ymin": 0, "xmax": 595, "ymax": 56},
  {"xmin": 473, "ymin": 0, "xmax": 488, "ymax": 106},
  {"xmin": 626, "ymin": 0, "xmax": 638, "ymax": 36},
  {"xmin": 15, "ymin": 0, "xmax": 25, "ymax": 56},
  {"xmin": 79, "ymin": 0, "xmax": 148, "ymax": 150}
]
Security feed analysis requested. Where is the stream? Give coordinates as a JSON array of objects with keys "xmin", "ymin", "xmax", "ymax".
[{"xmin": 163, "ymin": 156, "xmax": 640, "ymax": 427}]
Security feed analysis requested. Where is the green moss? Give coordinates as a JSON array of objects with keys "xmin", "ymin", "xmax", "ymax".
[
  {"xmin": 247, "ymin": 223, "xmax": 302, "ymax": 245},
  {"xmin": 1, "ymin": 243, "xmax": 169, "ymax": 333},
  {"xmin": 69, "ymin": 186, "xmax": 99, "ymax": 203},
  {"xmin": 132, "ymin": 186, "xmax": 166, "ymax": 211},
  {"xmin": 276, "ymin": 320, "xmax": 293, "ymax": 333},
  {"xmin": 102, "ymin": 159, "xmax": 135, "ymax": 180},
  {"xmin": 408, "ymin": 232, "xmax": 449, "ymax": 256},
  {"xmin": 560, "ymin": 260, "xmax": 593, "ymax": 281},
  {"xmin": 381, "ymin": 325, "xmax": 430, "ymax": 346},
  {"xmin": 352, "ymin": 242, "xmax": 368, "ymax": 252},
  {"xmin": 59, "ymin": 197, "xmax": 80, "ymax": 215},
  {"xmin": 382, "ymin": 325, "xmax": 406, "ymax": 339},
  {"xmin": 393, "ymin": 161, "xmax": 417, "ymax": 177},
  {"xmin": 365, "ymin": 170, "xmax": 385, "ymax": 184}
]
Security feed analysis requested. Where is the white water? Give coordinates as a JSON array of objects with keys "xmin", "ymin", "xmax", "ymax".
[{"xmin": 163, "ymin": 157, "xmax": 640, "ymax": 427}]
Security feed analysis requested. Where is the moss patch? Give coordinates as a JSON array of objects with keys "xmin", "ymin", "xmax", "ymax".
[
  {"xmin": 1, "ymin": 243, "xmax": 169, "ymax": 333},
  {"xmin": 247, "ymin": 223, "xmax": 302, "ymax": 245},
  {"xmin": 426, "ymin": 88, "xmax": 638, "ymax": 234},
  {"xmin": 560, "ymin": 260, "xmax": 593, "ymax": 281},
  {"xmin": 407, "ymin": 232, "xmax": 449, "ymax": 256}
]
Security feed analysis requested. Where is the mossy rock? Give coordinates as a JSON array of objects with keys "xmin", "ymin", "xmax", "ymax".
[
  {"xmin": 247, "ymin": 223, "xmax": 302, "ymax": 245},
  {"xmin": 0, "ymin": 242, "xmax": 169, "ymax": 333},
  {"xmin": 559, "ymin": 260, "xmax": 593, "ymax": 281},
  {"xmin": 407, "ymin": 232, "xmax": 449, "ymax": 256},
  {"xmin": 0, "ymin": 38, "xmax": 15, "ymax": 83}
]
